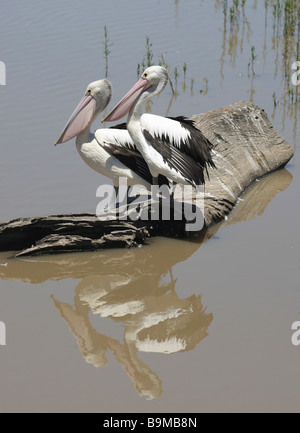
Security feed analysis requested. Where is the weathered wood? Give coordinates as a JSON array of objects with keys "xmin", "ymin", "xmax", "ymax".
[
  {"xmin": 0, "ymin": 168, "xmax": 292, "ymax": 284},
  {"xmin": 0, "ymin": 216, "xmax": 149, "ymax": 256},
  {"xmin": 191, "ymin": 101, "xmax": 293, "ymax": 226},
  {"xmin": 0, "ymin": 101, "xmax": 293, "ymax": 256}
]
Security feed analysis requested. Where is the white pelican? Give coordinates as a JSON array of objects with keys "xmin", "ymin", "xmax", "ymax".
[
  {"xmin": 103, "ymin": 66, "xmax": 215, "ymax": 188},
  {"xmin": 55, "ymin": 79, "xmax": 168, "ymax": 193}
]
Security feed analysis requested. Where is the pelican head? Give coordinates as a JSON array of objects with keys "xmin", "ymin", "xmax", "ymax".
[
  {"xmin": 103, "ymin": 66, "xmax": 169, "ymax": 122},
  {"xmin": 55, "ymin": 79, "xmax": 112, "ymax": 145},
  {"xmin": 141, "ymin": 65, "xmax": 169, "ymax": 92}
]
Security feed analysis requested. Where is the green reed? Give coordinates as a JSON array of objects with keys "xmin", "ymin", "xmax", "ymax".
[
  {"xmin": 137, "ymin": 37, "xmax": 200, "ymax": 96},
  {"xmin": 102, "ymin": 26, "xmax": 113, "ymax": 78}
]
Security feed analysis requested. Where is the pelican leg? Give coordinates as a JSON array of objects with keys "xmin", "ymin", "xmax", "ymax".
[
  {"xmin": 170, "ymin": 182, "xmax": 177, "ymax": 201},
  {"xmin": 112, "ymin": 182, "xmax": 120, "ymax": 220},
  {"xmin": 114, "ymin": 185, "xmax": 119, "ymax": 202},
  {"xmin": 151, "ymin": 176, "xmax": 160, "ymax": 205}
]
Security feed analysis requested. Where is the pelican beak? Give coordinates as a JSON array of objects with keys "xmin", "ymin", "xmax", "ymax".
[
  {"xmin": 102, "ymin": 77, "xmax": 152, "ymax": 123},
  {"xmin": 54, "ymin": 94, "xmax": 96, "ymax": 145}
]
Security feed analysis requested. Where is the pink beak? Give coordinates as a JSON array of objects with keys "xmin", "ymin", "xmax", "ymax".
[
  {"xmin": 103, "ymin": 77, "xmax": 152, "ymax": 122},
  {"xmin": 55, "ymin": 94, "xmax": 96, "ymax": 144}
]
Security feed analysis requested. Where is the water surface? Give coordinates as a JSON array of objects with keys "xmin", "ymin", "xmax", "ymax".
[{"xmin": 0, "ymin": 0, "xmax": 300, "ymax": 413}]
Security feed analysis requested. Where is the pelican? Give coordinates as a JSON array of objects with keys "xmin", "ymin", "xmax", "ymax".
[
  {"xmin": 103, "ymin": 66, "xmax": 215, "ymax": 188},
  {"xmin": 55, "ymin": 79, "xmax": 168, "ymax": 194}
]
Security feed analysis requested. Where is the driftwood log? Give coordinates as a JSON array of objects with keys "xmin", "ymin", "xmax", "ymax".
[
  {"xmin": 0, "ymin": 101, "xmax": 294, "ymax": 257},
  {"xmin": 0, "ymin": 168, "xmax": 292, "ymax": 283}
]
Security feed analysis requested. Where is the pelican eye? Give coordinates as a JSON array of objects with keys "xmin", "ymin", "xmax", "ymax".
[
  {"xmin": 143, "ymin": 72, "xmax": 148, "ymax": 79},
  {"xmin": 87, "ymin": 89, "xmax": 91, "ymax": 94}
]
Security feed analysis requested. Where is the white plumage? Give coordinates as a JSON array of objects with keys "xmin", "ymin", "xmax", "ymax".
[
  {"xmin": 104, "ymin": 66, "xmax": 215, "ymax": 187},
  {"xmin": 55, "ymin": 79, "xmax": 166, "ymax": 190}
]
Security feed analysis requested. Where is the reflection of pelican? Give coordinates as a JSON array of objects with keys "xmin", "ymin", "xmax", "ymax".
[
  {"xmin": 54, "ymin": 79, "xmax": 167, "ymax": 191},
  {"xmin": 4, "ymin": 236, "xmax": 205, "ymax": 400},
  {"xmin": 76, "ymin": 275, "xmax": 212, "ymax": 354},
  {"xmin": 104, "ymin": 66, "xmax": 215, "ymax": 187},
  {"xmin": 47, "ymin": 236, "xmax": 213, "ymax": 399},
  {"xmin": 0, "ymin": 168, "xmax": 293, "ymax": 398},
  {"xmin": 51, "ymin": 269, "xmax": 212, "ymax": 399},
  {"xmin": 51, "ymin": 294, "xmax": 162, "ymax": 399}
]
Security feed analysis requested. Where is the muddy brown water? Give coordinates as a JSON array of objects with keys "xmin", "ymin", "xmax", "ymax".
[{"xmin": 0, "ymin": 0, "xmax": 299, "ymax": 412}]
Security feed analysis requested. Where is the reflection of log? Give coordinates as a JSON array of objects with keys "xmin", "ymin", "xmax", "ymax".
[
  {"xmin": 0, "ymin": 101, "xmax": 293, "ymax": 256},
  {"xmin": 221, "ymin": 168, "xmax": 292, "ymax": 226}
]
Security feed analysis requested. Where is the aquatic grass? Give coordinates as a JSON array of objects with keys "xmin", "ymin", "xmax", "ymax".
[
  {"xmin": 200, "ymin": 77, "xmax": 208, "ymax": 95},
  {"xmin": 229, "ymin": 5, "xmax": 239, "ymax": 29},
  {"xmin": 222, "ymin": 0, "xmax": 228, "ymax": 23},
  {"xmin": 182, "ymin": 63, "xmax": 188, "ymax": 92},
  {"xmin": 226, "ymin": 0, "xmax": 251, "ymax": 67},
  {"xmin": 137, "ymin": 38, "xmax": 196, "ymax": 97},
  {"xmin": 265, "ymin": 0, "xmax": 269, "ymax": 26},
  {"xmin": 248, "ymin": 45, "xmax": 258, "ymax": 77},
  {"xmin": 279, "ymin": 0, "xmax": 300, "ymax": 94},
  {"xmin": 145, "ymin": 36, "xmax": 154, "ymax": 67},
  {"xmin": 105, "ymin": 0, "xmax": 299, "ymax": 114},
  {"xmin": 158, "ymin": 52, "xmax": 175, "ymax": 95},
  {"xmin": 287, "ymin": 83, "xmax": 295, "ymax": 102},
  {"xmin": 268, "ymin": 0, "xmax": 300, "ymax": 114},
  {"xmin": 183, "ymin": 63, "xmax": 187, "ymax": 83},
  {"xmin": 216, "ymin": 0, "xmax": 299, "ymax": 138},
  {"xmin": 190, "ymin": 78, "xmax": 195, "ymax": 95},
  {"xmin": 229, "ymin": 0, "xmax": 242, "ymax": 31},
  {"xmin": 102, "ymin": 26, "xmax": 113, "ymax": 78},
  {"xmin": 158, "ymin": 52, "xmax": 168, "ymax": 69},
  {"xmin": 173, "ymin": 67, "xmax": 179, "ymax": 87},
  {"xmin": 138, "ymin": 36, "xmax": 154, "ymax": 74}
]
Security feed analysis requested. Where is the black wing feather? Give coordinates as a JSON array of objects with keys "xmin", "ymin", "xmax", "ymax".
[
  {"xmin": 144, "ymin": 130, "xmax": 206, "ymax": 186},
  {"xmin": 109, "ymin": 122, "xmax": 127, "ymax": 130},
  {"xmin": 102, "ymin": 142, "xmax": 169, "ymax": 187},
  {"xmin": 167, "ymin": 116, "xmax": 215, "ymax": 174},
  {"xmin": 107, "ymin": 115, "xmax": 215, "ymax": 185}
]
